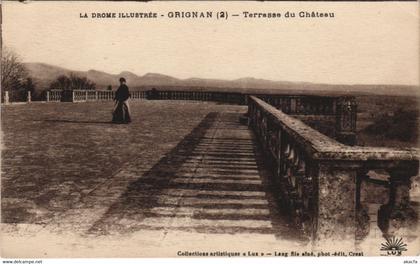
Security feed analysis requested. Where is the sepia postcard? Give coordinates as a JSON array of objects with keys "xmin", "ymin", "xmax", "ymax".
[{"xmin": 0, "ymin": 0, "xmax": 419, "ymax": 262}]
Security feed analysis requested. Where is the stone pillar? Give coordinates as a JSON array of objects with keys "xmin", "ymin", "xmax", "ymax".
[
  {"xmin": 46, "ymin": 91, "xmax": 50, "ymax": 102},
  {"xmin": 85, "ymin": 90, "xmax": 88, "ymax": 101},
  {"xmin": 378, "ymin": 167, "xmax": 418, "ymax": 239},
  {"xmin": 336, "ymin": 96, "xmax": 357, "ymax": 146},
  {"xmin": 290, "ymin": 97, "xmax": 297, "ymax": 114},
  {"xmin": 355, "ymin": 170, "xmax": 370, "ymax": 242},
  {"xmin": 314, "ymin": 162, "xmax": 357, "ymax": 249},
  {"xmin": 4, "ymin": 91, "xmax": 9, "ymax": 104},
  {"xmin": 95, "ymin": 91, "xmax": 98, "ymax": 100},
  {"xmin": 27, "ymin": 91, "xmax": 31, "ymax": 103}
]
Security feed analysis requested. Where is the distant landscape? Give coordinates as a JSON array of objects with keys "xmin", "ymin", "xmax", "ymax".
[
  {"xmin": 24, "ymin": 62, "xmax": 420, "ymax": 97},
  {"xmin": 23, "ymin": 62, "xmax": 420, "ymax": 148}
]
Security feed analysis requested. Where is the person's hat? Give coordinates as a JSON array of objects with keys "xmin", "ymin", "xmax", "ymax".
[{"xmin": 119, "ymin": 77, "xmax": 126, "ymax": 82}]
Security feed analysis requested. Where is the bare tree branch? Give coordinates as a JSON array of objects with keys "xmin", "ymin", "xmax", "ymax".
[{"xmin": 1, "ymin": 48, "xmax": 28, "ymax": 91}]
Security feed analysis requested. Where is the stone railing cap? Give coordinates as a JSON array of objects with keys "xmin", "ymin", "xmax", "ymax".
[{"xmin": 250, "ymin": 96, "xmax": 420, "ymax": 162}]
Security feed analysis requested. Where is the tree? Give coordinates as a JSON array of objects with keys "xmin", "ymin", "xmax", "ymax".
[
  {"xmin": 50, "ymin": 75, "xmax": 71, "ymax": 90},
  {"xmin": 24, "ymin": 77, "xmax": 36, "ymax": 94},
  {"xmin": 49, "ymin": 73, "xmax": 96, "ymax": 90},
  {"xmin": 69, "ymin": 74, "xmax": 95, "ymax": 90},
  {"xmin": 1, "ymin": 48, "xmax": 28, "ymax": 92},
  {"xmin": 107, "ymin": 85, "xmax": 112, "ymax": 91}
]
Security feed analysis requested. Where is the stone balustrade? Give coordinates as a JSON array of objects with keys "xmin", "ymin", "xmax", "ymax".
[
  {"xmin": 2, "ymin": 90, "xmax": 146, "ymax": 103},
  {"xmin": 130, "ymin": 90, "xmax": 146, "ymax": 100},
  {"xmin": 257, "ymin": 94, "xmax": 357, "ymax": 145},
  {"xmin": 47, "ymin": 90, "xmax": 62, "ymax": 102},
  {"xmin": 96, "ymin": 90, "xmax": 115, "ymax": 101},
  {"xmin": 72, "ymin": 90, "xmax": 99, "ymax": 102},
  {"xmin": 45, "ymin": 90, "xmax": 146, "ymax": 102},
  {"xmin": 146, "ymin": 89, "xmax": 243, "ymax": 104},
  {"xmin": 1, "ymin": 90, "xmax": 30, "ymax": 104},
  {"xmin": 248, "ymin": 95, "xmax": 419, "ymax": 248}
]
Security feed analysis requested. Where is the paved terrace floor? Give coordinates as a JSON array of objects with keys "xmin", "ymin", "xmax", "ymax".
[{"xmin": 1, "ymin": 100, "xmax": 306, "ymax": 257}]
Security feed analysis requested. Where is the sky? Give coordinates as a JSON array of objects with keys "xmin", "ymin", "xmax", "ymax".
[{"xmin": 2, "ymin": 1, "xmax": 419, "ymax": 85}]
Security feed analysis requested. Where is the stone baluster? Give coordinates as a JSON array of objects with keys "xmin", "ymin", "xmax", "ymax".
[
  {"xmin": 4, "ymin": 91, "xmax": 9, "ymax": 104},
  {"xmin": 336, "ymin": 96, "xmax": 357, "ymax": 145},
  {"xmin": 378, "ymin": 167, "xmax": 418, "ymax": 238},
  {"xmin": 276, "ymin": 129, "xmax": 283, "ymax": 180},
  {"xmin": 355, "ymin": 169, "xmax": 370, "ymax": 242},
  {"xmin": 290, "ymin": 97, "xmax": 297, "ymax": 114}
]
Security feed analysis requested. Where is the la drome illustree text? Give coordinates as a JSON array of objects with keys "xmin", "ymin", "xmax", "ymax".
[{"xmin": 79, "ymin": 11, "xmax": 335, "ymax": 19}]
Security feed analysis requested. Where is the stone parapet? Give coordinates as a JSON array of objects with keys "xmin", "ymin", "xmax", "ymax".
[{"xmin": 248, "ymin": 95, "xmax": 419, "ymax": 249}]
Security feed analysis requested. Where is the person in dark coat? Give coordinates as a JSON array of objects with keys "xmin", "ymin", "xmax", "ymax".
[{"xmin": 112, "ymin": 77, "xmax": 131, "ymax": 124}]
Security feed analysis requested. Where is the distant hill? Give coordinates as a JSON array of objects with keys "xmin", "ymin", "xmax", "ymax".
[
  {"xmin": 24, "ymin": 62, "xmax": 419, "ymax": 96},
  {"xmin": 24, "ymin": 62, "xmax": 183, "ymax": 90}
]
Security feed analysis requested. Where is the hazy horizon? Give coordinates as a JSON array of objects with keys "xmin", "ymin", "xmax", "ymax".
[
  {"xmin": 21, "ymin": 61, "xmax": 420, "ymax": 87},
  {"xmin": 3, "ymin": 1, "xmax": 419, "ymax": 86}
]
